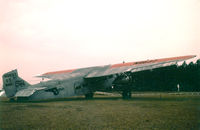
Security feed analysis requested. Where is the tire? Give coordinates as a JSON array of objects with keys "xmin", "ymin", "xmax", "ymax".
[
  {"xmin": 122, "ymin": 90, "xmax": 132, "ymax": 99},
  {"xmin": 85, "ymin": 93, "xmax": 94, "ymax": 99}
]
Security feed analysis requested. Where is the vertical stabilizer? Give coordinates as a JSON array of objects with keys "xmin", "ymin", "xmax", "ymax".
[{"xmin": 2, "ymin": 69, "xmax": 30, "ymax": 98}]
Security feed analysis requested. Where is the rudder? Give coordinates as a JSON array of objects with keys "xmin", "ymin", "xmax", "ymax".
[{"xmin": 2, "ymin": 69, "xmax": 30, "ymax": 98}]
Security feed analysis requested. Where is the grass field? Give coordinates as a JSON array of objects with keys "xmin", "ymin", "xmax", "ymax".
[{"xmin": 0, "ymin": 92, "xmax": 200, "ymax": 130}]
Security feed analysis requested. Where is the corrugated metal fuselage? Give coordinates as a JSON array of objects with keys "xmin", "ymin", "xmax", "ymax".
[
  {"xmin": 24, "ymin": 76, "xmax": 87, "ymax": 100},
  {"xmin": 20, "ymin": 75, "xmax": 114, "ymax": 101}
]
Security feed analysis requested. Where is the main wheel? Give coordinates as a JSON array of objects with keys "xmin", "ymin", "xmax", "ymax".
[
  {"xmin": 122, "ymin": 90, "xmax": 132, "ymax": 99},
  {"xmin": 85, "ymin": 93, "xmax": 94, "ymax": 99}
]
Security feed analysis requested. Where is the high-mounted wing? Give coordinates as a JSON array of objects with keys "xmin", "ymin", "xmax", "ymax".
[
  {"xmin": 86, "ymin": 55, "xmax": 196, "ymax": 78},
  {"xmin": 39, "ymin": 55, "xmax": 196, "ymax": 79}
]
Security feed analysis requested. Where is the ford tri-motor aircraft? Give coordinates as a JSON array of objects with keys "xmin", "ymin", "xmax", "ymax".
[{"xmin": 2, "ymin": 55, "xmax": 196, "ymax": 101}]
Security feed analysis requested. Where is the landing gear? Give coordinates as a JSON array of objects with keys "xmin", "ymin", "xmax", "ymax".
[
  {"xmin": 85, "ymin": 93, "xmax": 94, "ymax": 99},
  {"xmin": 122, "ymin": 89, "xmax": 132, "ymax": 99},
  {"xmin": 112, "ymin": 72, "xmax": 133, "ymax": 99}
]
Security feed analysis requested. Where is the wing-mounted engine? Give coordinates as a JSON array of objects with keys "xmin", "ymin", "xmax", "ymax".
[
  {"xmin": 113, "ymin": 72, "xmax": 133, "ymax": 86},
  {"xmin": 112, "ymin": 72, "xmax": 133, "ymax": 99}
]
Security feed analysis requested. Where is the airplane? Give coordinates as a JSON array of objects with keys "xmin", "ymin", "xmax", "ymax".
[{"xmin": 2, "ymin": 55, "xmax": 196, "ymax": 101}]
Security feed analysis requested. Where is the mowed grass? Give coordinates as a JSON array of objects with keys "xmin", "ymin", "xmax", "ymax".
[{"xmin": 0, "ymin": 92, "xmax": 200, "ymax": 130}]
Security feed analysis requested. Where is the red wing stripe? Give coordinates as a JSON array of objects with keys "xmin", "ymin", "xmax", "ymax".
[
  {"xmin": 110, "ymin": 55, "xmax": 196, "ymax": 68},
  {"xmin": 41, "ymin": 55, "xmax": 196, "ymax": 76}
]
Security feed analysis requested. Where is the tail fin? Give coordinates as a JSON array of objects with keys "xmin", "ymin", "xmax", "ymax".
[{"xmin": 2, "ymin": 69, "xmax": 30, "ymax": 98}]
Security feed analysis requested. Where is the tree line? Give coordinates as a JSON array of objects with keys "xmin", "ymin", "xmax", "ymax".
[{"xmin": 131, "ymin": 59, "xmax": 200, "ymax": 92}]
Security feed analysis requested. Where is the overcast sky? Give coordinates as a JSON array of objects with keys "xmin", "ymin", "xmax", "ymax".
[{"xmin": 0, "ymin": 0, "xmax": 200, "ymax": 87}]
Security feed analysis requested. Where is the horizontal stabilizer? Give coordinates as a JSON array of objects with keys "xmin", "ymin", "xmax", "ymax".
[
  {"xmin": 15, "ymin": 87, "xmax": 46, "ymax": 97},
  {"xmin": 0, "ymin": 90, "xmax": 6, "ymax": 97}
]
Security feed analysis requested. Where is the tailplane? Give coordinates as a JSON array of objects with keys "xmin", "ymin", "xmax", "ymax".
[{"xmin": 2, "ymin": 69, "xmax": 30, "ymax": 98}]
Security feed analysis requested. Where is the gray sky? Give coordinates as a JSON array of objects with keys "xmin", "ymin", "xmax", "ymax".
[{"xmin": 0, "ymin": 0, "xmax": 200, "ymax": 87}]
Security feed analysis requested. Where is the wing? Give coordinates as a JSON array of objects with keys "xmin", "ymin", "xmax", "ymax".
[
  {"xmin": 86, "ymin": 55, "xmax": 196, "ymax": 78},
  {"xmin": 39, "ymin": 55, "xmax": 196, "ymax": 79}
]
